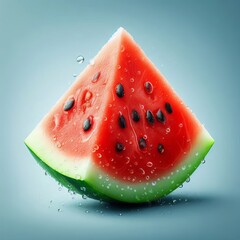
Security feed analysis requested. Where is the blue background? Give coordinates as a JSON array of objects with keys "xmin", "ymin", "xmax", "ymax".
[{"xmin": 1, "ymin": 0, "xmax": 240, "ymax": 239}]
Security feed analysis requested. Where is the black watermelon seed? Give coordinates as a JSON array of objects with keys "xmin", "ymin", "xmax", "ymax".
[
  {"xmin": 146, "ymin": 110, "xmax": 154, "ymax": 125},
  {"xmin": 83, "ymin": 117, "xmax": 92, "ymax": 131},
  {"xmin": 116, "ymin": 83, "xmax": 124, "ymax": 98},
  {"xmin": 131, "ymin": 109, "xmax": 140, "ymax": 122},
  {"xmin": 165, "ymin": 102, "xmax": 173, "ymax": 114},
  {"xmin": 158, "ymin": 144, "xmax": 164, "ymax": 154},
  {"xmin": 92, "ymin": 71, "xmax": 101, "ymax": 83},
  {"xmin": 118, "ymin": 113, "xmax": 126, "ymax": 128},
  {"xmin": 139, "ymin": 137, "xmax": 147, "ymax": 149},
  {"xmin": 116, "ymin": 142, "xmax": 124, "ymax": 152},
  {"xmin": 144, "ymin": 81, "xmax": 153, "ymax": 94},
  {"xmin": 156, "ymin": 109, "xmax": 165, "ymax": 123},
  {"xmin": 63, "ymin": 98, "xmax": 75, "ymax": 111}
]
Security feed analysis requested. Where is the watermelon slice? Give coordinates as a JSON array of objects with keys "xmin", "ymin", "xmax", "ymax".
[{"xmin": 25, "ymin": 28, "xmax": 214, "ymax": 203}]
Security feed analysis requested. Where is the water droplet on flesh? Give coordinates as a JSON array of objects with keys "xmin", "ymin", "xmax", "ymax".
[{"xmin": 146, "ymin": 161, "xmax": 153, "ymax": 168}]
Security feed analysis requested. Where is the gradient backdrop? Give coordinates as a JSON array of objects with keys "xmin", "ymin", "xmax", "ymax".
[{"xmin": 1, "ymin": 0, "xmax": 240, "ymax": 239}]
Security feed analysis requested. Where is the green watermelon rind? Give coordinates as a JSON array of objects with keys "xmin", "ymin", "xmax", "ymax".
[{"xmin": 25, "ymin": 127, "xmax": 214, "ymax": 203}]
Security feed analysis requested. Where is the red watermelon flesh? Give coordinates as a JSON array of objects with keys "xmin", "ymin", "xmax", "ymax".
[{"xmin": 25, "ymin": 28, "xmax": 214, "ymax": 203}]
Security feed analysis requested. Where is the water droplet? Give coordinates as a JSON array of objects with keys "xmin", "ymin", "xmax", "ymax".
[
  {"xmin": 92, "ymin": 144, "xmax": 99, "ymax": 153},
  {"xmin": 146, "ymin": 161, "xmax": 153, "ymax": 168},
  {"xmin": 173, "ymin": 199, "xmax": 177, "ymax": 204},
  {"xmin": 85, "ymin": 210, "xmax": 89, "ymax": 213},
  {"xmin": 131, "ymin": 87, "xmax": 135, "ymax": 93},
  {"xmin": 137, "ymin": 70, "xmax": 141, "ymax": 75},
  {"xmin": 97, "ymin": 153, "xmax": 102, "ymax": 158},
  {"xmin": 82, "ymin": 194, "xmax": 87, "ymax": 200},
  {"xmin": 182, "ymin": 166, "xmax": 186, "ymax": 171},
  {"xmin": 84, "ymin": 90, "xmax": 92, "ymax": 102},
  {"xmin": 166, "ymin": 127, "xmax": 171, "ymax": 134},
  {"xmin": 186, "ymin": 177, "xmax": 190, "ymax": 183},
  {"xmin": 130, "ymin": 77, "xmax": 134, "ymax": 82},
  {"xmin": 119, "ymin": 213, "xmax": 123, "ymax": 216},
  {"xmin": 117, "ymin": 65, "xmax": 121, "ymax": 70},
  {"xmin": 45, "ymin": 171, "xmax": 48, "ymax": 176},
  {"xmin": 58, "ymin": 208, "xmax": 62, "ymax": 212},
  {"xmin": 73, "ymin": 73, "xmax": 77, "ymax": 78},
  {"xmin": 145, "ymin": 176, "xmax": 150, "ymax": 180},
  {"xmin": 195, "ymin": 152, "xmax": 199, "ymax": 157},
  {"xmin": 152, "ymin": 181, "xmax": 156, "ymax": 186},
  {"xmin": 76, "ymin": 55, "xmax": 84, "ymax": 64},
  {"xmin": 53, "ymin": 136, "xmax": 57, "ymax": 141},
  {"xmin": 92, "ymin": 72, "xmax": 101, "ymax": 83},
  {"xmin": 179, "ymin": 123, "xmax": 183, "ymax": 128},
  {"xmin": 179, "ymin": 184, "xmax": 183, "ymax": 188},
  {"xmin": 56, "ymin": 141, "xmax": 62, "ymax": 148},
  {"xmin": 80, "ymin": 186, "xmax": 86, "ymax": 192},
  {"xmin": 120, "ymin": 45, "xmax": 125, "ymax": 52},
  {"xmin": 58, "ymin": 187, "xmax": 62, "ymax": 191},
  {"xmin": 202, "ymin": 159, "xmax": 206, "ymax": 164},
  {"xmin": 139, "ymin": 168, "xmax": 145, "ymax": 175}
]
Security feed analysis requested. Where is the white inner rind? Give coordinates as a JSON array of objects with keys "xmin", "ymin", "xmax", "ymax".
[{"xmin": 25, "ymin": 125, "xmax": 214, "ymax": 203}]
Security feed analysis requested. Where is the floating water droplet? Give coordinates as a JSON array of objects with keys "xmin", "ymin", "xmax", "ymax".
[
  {"xmin": 119, "ymin": 213, "xmax": 123, "ymax": 216},
  {"xmin": 45, "ymin": 171, "xmax": 48, "ymax": 176},
  {"xmin": 186, "ymin": 177, "xmax": 190, "ymax": 183},
  {"xmin": 58, "ymin": 208, "xmax": 62, "ymax": 212},
  {"xmin": 73, "ymin": 73, "xmax": 77, "ymax": 78},
  {"xmin": 85, "ymin": 210, "xmax": 89, "ymax": 213},
  {"xmin": 56, "ymin": 141, "xmax": 62, "ymax": 148},
  {"xmin": 202, "ymin": 159, "xmax": 206, "ymax": 164},
  {"xmin": 146, "ymin": 161, "xmax": 153, "ymax": 168},
  {"xmin": 76, "ymin": 55, "xmax": 84, "ymax": 64},
  {"xmin": 173, "ymin": 199, "xmax": 177, "ymax": 204},
  {"xmin": 179, "ymin": 184, "xmax": 183, "ymax": 188}
]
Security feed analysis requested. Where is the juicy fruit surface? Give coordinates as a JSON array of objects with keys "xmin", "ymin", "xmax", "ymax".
[
  {"xmin": 93, "ymin": 33, "xmax": 202, "ymax": 183},
  {"xmin": 25, "ymin": 28, "xmax": 214, "ymax": 203}
]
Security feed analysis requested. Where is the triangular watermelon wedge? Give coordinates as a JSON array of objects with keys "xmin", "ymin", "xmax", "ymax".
[{"xmin": 25, "ymin": 28, "xmax": 214, "ymax": 203}]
